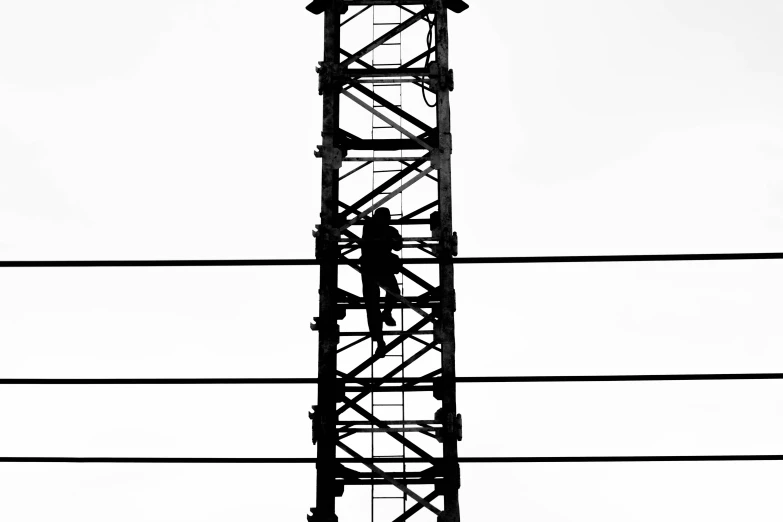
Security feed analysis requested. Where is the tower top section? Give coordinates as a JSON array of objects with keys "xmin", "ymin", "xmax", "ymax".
[{"xmin": 306, "ymin": 0, "xmax": 469, "ymax": 15}]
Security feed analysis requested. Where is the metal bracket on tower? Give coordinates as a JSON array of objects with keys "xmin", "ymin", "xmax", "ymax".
[
  {"xmin": 314, "ymin": 144, "xmax": 343, "ymax": 170},
  {"xmin": 316, "ymin": 61, "xmax": 344, "ymax": 95},
  {"xmin": 427, "ymin": 62, "xmax": 455, "ymax": 92}
]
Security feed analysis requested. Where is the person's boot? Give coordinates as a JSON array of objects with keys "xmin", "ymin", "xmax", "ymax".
[
  {"xmin": 382, "ymin": 310, "xmax": 396, "ymax": 327},
  {"xmin": 375, "ymin": 337, "xmax": 387, "ymax": 354}
]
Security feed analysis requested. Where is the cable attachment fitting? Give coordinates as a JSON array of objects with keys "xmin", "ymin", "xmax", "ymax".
[
  {"xmin": 428, "ymin": 133, "xmax": 451, "ymax": 169},
  {"xmin": 314, "ymin": 144, "xmax": 343, "ymax": 170},
  {"xmin": 433, "ymin": 319, "xmax": 444, "ymax": 343},
  {"xmin": 434, "ymin": 408, "xmax": 463, "ymax": 442},
  {"xmin": 316, "ymin": 61, "xmax": 344, "ymax": 95},
  {"xmin": 443, "ymin": 287, "xmax": 456, "ymax": 312},
  {"xmin": 310, "ymin": 317, "xmax": 321, "ymax": 331},
  {"xmin": 335, "ymin": 379, "xmax": 346, "ymax": 403},
  {"xmin": 452, "ymin": 413, "xmax": 463, "ymax": 441},
  {"xmin": 427, "ymin": 62, "xmax": 454, "ymax": 92},
  {"xmin": 310, "ymin": 315, "xmax": 340, "ymax": 343},
  {"xmin": 435, "ymin": 230, "xmax": 458, "ymax": 258},
  {"xmin": 429, "ymin": 211, "xmax": 441, "ymax": 240},
  {"xmin": 449, "ymin": 231, "xmax": 458, "ymax": 257},
  {"xmin": 313, "ymin": 224, "xmax": 340, "ymax": 260},
  {"xmin": 440, "ymin": 132, "xmax": 452, "ymax": 156},
  {"xmin": 432, "ymin": 376, "xmax": 444, "ymax": 400},
  {"xmin": 308, "ymin": 405, "xmax": 323, "ymax": 445}
]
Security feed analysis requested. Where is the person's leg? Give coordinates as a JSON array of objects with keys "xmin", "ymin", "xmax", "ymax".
[
  {"xmin": 361, "ymin": 270, "xmax": 383, "ymax": 346},
  {"xmin": 379, "ymin": 271, "xmax": 400, "ymax": 326}
]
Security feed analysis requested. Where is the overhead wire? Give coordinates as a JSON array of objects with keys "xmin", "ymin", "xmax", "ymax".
[
  {"xmin": 1, "ymin": 373, "xmax": 782, "ymax": 384},
  {"xmin": 2, "ymin": 455, "xmax": 781, "ymax": 464},
  {"xmin": 2, "ymin": 252, "xmax": 783, "ymax": 267}
]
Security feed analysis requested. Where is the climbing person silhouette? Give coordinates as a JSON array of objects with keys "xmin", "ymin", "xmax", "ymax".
[{"xmin": 361, "ymin": 207, "xmax": 402, "ymax": 350}]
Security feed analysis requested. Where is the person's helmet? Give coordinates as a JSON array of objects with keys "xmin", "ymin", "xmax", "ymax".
[{"xmin": 374, "ymin": 207, "xmax": 391, "ymax": 224}]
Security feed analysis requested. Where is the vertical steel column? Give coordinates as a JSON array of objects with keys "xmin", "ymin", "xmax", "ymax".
[
  {"xmin": 434, "ymin": 2, "xmax": 460, "ymax": 521},
  {"xmin": 312, "ymin": 3, "xmax": 341, "ymax": 522}
]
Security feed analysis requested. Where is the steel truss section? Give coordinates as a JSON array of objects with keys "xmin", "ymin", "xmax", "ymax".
[{"xmin": 308, "ymin": 1, "xmax": 466, "ymax": 521}]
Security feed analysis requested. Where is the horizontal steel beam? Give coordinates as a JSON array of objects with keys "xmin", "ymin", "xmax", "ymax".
[
  {"xmin": 344, "ymin": 68, "xmax": 429, "ymax": 77},
  {"xmin": 353, "ymin": 78, "xmax": 423, "ymax": 84},
  {"xmin": 343, "ymin": 1, "xmax": 428, "ymax": 7},
  {"xmin": 343, "ymin": 0, "xmax": 469, "ymax": 11},
  {"xmin": 349, "ymin": 470, "xmax": 439, "ymax": 478},
  {"xmin": 343, "ymin": 156, "xmax": 424, "ymax": 162},
  {"xmin": 338, "ymin": 302, "xmax": 438, "ymax": 310},
  {"xmin": 340, "ymin": 237, "xmax": 436, "ymax": 243},
  {"xmin": 340, "ymin": 138, "xmax": 433, "ymax": 150},
  {"xmin": 340, "ymin": 330, "xmax": 435, "ymax": 335},
  {"xmin": 339, "ymin": 420, "xmax": 439, "ymax": 425},
  {"xmin": 337, "ymin": 427, "xmax": 436, "ymax": 432},
  {"xmin": 342, "ymin": 478, "xmax": 442, "ymax": 485},
  {"xmin": 344, "ymin": 386, "xmax": 435, "ymax": 392}
]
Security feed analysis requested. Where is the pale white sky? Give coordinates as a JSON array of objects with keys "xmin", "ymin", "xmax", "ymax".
[{"xmin": 1, "ymin": 1, "xmax": 782, "ymax": 521}]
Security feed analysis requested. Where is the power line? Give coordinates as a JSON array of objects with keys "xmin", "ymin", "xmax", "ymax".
[
  {"xmin": 1, "ymin": 373, "xmax": 782, "ymax": 385},
  {"xmin": 457, "ymin": 455, "xmax": 783, "ymax": 462},
  {"xmin": 0, "ymin": 457, "xmax": 316, "ymax": 464},
  {"xmin": 0, "ymin": 378, "xmax": 319, "ymax": 385},
  {"xmin": 1, "ymin": 455, "xmax": 781, "ymax": 464},
  {"xmin": 1, "ymin": 252, "xmax": 783, "ymax": 268},
  {"xmin": 455, "ymin": 373, "xmax": 783, "ymax": 382},
  {"xmin": 452, "ymin": 252, "xmax": 783, "ymax": 264}
]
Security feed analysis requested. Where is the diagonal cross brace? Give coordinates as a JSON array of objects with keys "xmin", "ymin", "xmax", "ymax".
[
  {"xmin": 340, "ymin": 8, "xmax": 430, "ymax": 68},
  {"xmin": 337, "ymin": 340, "xmax": 439, "ymax": 416},
  {"xmin": 401, "ymin": 200, "xmax": 438, "ymax": 220},
  {"xmin": 346, "ymin": 313, "xmax": 435, "ymax": 378},
  {"xmin": 400, "ymin": 46, "xmax": 436, "ymax": 68},
  {"xmin": 347, "ymin": 80, "xmax": 433, "ymax": 133},
  {"xmin": 391, "ymin": 490, "xmax": 441, "ymax": 522},
  {"xmin": 378, "ymin": 279, "xmax": 428, "ymax": 317},
  {"xmin": 339, "ymin": 156, "xmax": 428, "ymax": 222},
  {"xmin": 336, "ymin": 441, "xmax": 442, "ymax": 516},
  {"xmin": 342, "ymin": 90, "xmax": 434, "ymax": 152},
  {"xmin": 341, "ymin": 400, "xmax": 436, "ymax": 463},
  {"xmin": 398, "ymin": 266, "xmax": 436, "ymax": 292},
  {"xmin": 339, "ymin": 165, "xmax": 435, "ymax": 232},
  {"xmin": 340, "ymin": 48, "xmax": 437, "ymax": 94},
  {"xmin": 339, "ymin": 160, "xmax": 372, "ymax": 181}
]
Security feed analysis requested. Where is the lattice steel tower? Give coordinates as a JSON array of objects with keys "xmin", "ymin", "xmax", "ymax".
[{"xmin": 307, "ymin": 1, "xmax": 468, "ymax": 521}]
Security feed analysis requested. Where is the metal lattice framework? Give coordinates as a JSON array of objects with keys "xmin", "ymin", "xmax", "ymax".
[
  {"xmin": 307, "ymin": 1, "xmax": 468, "ymax": 521},
  {"xmin": 0, "ymin": 1, "xmax": 780, "ymax": 518}
]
